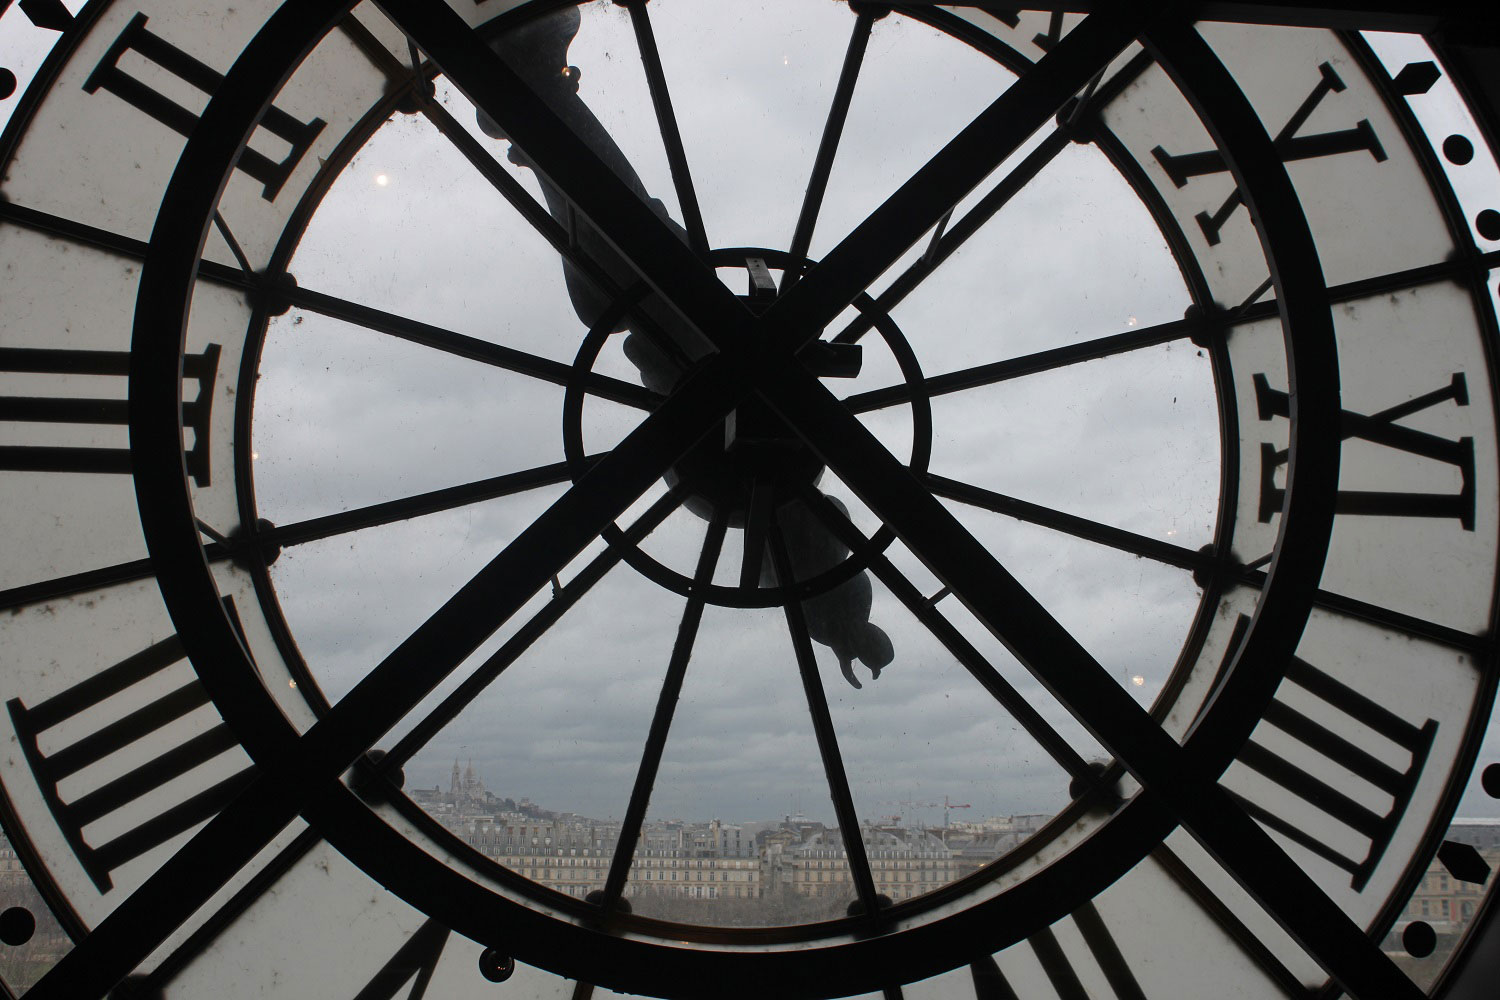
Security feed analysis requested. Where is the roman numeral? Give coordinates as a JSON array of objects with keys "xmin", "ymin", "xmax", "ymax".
[
  {"xmin": 353, "ymin": 919, "xmax": 450, "ymax": 1000},
  {"xmin": 6, "ymin": 614, "xmax": 254, "ymax": 892},
  {"xmin": 1229, "ymin": 650, "xmax": 1436, "ymax": 891},
  {"xmin": 1254, "ymin": 371, "xmax": 1475, "ymax": 529},
  {"xmin": 1150, "ymin": 62, "xmax": 1387, "ymax": 245},
  {"xmin": 83, "ymin": 12, "xmax": 326, "ymax": 201},
  {"xmin": 0, "ymin": 343, "xmax": 220, "ymax": 486},
  {"xmin": 969, "ymin": 902, "xmax": 1146, "ymax": 1000},
  {"xmin": 18, "ymin": 0, "xmax": 74, "ymax": 31}
]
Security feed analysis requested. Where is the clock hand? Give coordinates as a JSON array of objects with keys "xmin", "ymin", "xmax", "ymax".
[{"xmin": 477, "ymin": 4, "xmax": 706, "ymax": 377}]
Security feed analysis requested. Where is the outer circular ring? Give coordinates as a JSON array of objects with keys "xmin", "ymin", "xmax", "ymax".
[{"xmin": 128, "ymin": 2, "xmax": 1340, "ymax": 996}]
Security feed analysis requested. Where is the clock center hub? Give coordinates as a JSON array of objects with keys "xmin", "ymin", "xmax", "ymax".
[{"xmin": 666, "ymin": 395, "xmax": 827, "ymax": 526}]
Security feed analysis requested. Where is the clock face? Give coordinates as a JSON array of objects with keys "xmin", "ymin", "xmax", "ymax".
[{"xmin": 1, "ymin": 2, "xmax": 1498, "ymax": 999}]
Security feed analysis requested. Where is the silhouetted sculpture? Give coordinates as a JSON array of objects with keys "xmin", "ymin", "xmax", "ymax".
[{"xmin": 481, "ymin": 7, "xmax": 891, "ymax": 689}]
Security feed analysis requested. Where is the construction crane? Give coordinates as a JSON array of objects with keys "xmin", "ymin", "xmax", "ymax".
[{"xmin": 879, "ymin": 796, "xmax": 971, "ymax": 836}]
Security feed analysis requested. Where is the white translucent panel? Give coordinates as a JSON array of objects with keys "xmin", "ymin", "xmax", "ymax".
[
  {"xmin": 934, "ymin": 7, "xmax": 1088, "ymax": 69},
  {"xmin": 0, "ymin": 577, "xmax": 258, "ymax": 929},
  {"xmin": 0, "ymin": 0, "xmax": 77, "ymax": 140},
  {"xmin": 1237, "ymin": 283, "xmax": 1499, "ymax": 635},
  {"xmin": 1201, "ymin": 24, "xmax": 1454, "ymax": 285},
  {"xmin": 163, "ymin": 836, "xmax": 576, "ymax": 998},
  {"xmin": 208, "ymin": 9, "xmax": 390, "ymax": 269},
  {"xmin": 1321, "ymin": 284, "xmax": 1496, "ymax": 633},
  {"xmin": 1219, "ymin": 609, "xmax": 1482, "ymax": 927},
  {"xmin": 0, "ymin": 225, "xmax": 150, "ymax": 590},
  {"xmin": 178, "ymin": 278, "xmax": 254, "ymax": 538},
  {"xmin": 252, "ymin": 307, "xmax": 569, "ymax": 524},
  {"xmin": 1096, "ymin": 52, "xmax": 1259, "ymax": 308},
  {"xmin": 268, "ymin": 483, "xmax": 566, "ymax": 705},
  {"xmin": 1102, "ymin": 25, "xmax": 1455, "ymax": 310},
  {"xmin": 3, "ymin": 1, "xmax": 274, "ymax": 267},
  {"xmin": 1160, "ymin": 825, "xmax": 1326, "ymax": 989},
  {"xmin": 886, "ymin": 140, "xmax": 1191, "ymax": 377},
  {"xmin": 924, "ymin": 339, "xmax": 1217, "ymax": 546},
  {"xmin": 1364, "ymin": 32, "xmax": 1500, "ymax": 255}
]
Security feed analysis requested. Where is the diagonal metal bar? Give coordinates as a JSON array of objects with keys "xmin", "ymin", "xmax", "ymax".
[
  {"xmin": 799, "ymin": 488, "xmax": 1093, "ymax": 782},
  {"xmin": 600, "ymin": 511, "xmax": 728, "ymax": 910},
  {"xmin": 843, "ymin": 311, "xmax": 1202, "ymax": 413},
  {"xmin": 378, "ymin": 0, "xmax": 752, "ymax": 358},
  {"xmin": 766, "ymin": 5, "xmax": 1147, "ymax": 350},
  {"xmin": 783, "ymin": 8, "xmax": 877, "ymax": 287},
  {"xmin": 831, "ymin": 126, "xmax": 1069, "ymax": 345},
  {"xmin": 292, "ymin": 285, "xmax": 661, "ymax": 411},
  {"xmin": 759, "ymin": 365, "xmax": 1417, "ymax": 1000},
  {"xmin": 769, "ymin": 519, "xmax": 881, "ymax": 916},
  {"xmin": 414, "ymin": 93, "xmax": 696, "ymax": 374},
  {"xmin": 775, "ymin": 18, "xmax": 1149, "ymax": 351},
  {"xmin": 381, "ymin": 490, "xmax": 686, "ymax": 773},
  {"xmin": 260, "ymin": 457, "xmax": 596, "ymax": 551},
  {"xmin": 126, "ymin": 825, "xmax": 325, "ymax": 994},
  {"xmin": 624, "ymin": 0, "xmax": 711, "ymax": 258},
  {"xmin": 925, "ymin": 473, "xmax": 1211, "ymax": 573},
  {"xmin": 828, "ymin": 47, "xmax": 1156, "ymax": 346}
]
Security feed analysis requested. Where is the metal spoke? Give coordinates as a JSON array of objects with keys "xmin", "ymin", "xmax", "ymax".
[
  {"xmin": 844, "ymin": 312, "xmax": 1201, "ymax": 413},
  {"xmin": 292, "ymin": 284, "xmax": 661, "ymax": 411},
  {"xmin": 600, "ymin": 512, "xmax": 728, "ymax": 910},
  {"xmin": 413, "ymin": 93, "xmax": 699, "ymax": 375},
  {"xmin": 0, "ymin": 459, "xmax": 592, "ymax": 610},
  {"xmin": 765, "ymin": 6, "xmax": 1146, "ymax": 353},
  {"xmin": 799, "ymin": 488, "xmax": 1093, "ymax": 782},
  {"xmin": 0, "ymin": 557, "xmax": 160, "ymax": 612},
  {"xmin": 0, "ymin": 199, "xmax": 250, "ymax": 291},
  {"xmin": 381, "ymin": 490, "xmax": 686, "ymax": 773},
  {"xmin": 381, "ymin": 0, "xmax": 752, "ymax": 359},
  {"xmin": 768, "ymin": 519, "xmax": 881, "ymax": 916},
  {"xmin": 784, "ymin": 8, "xmax": 878, "ymax": 286},
  {"xmin": 926, "ymin": 473, "xmax": 1210, "ymax": 574},
  {"xmin": 260, "ymin": 457, "xmax": 599, "ymax": 552},
  {"xmin": 624, "ymin": 0, "xmax": 710, "ymax": 258}
]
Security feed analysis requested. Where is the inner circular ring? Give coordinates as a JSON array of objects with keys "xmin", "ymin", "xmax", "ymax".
[{"xmin": 561, "ymin": 248, "xmax": 934, "ymax": 609}]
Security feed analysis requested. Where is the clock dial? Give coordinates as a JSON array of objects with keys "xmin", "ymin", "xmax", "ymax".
[{"xmin": 2, "ymin": 2, "xmax": 1498, "ymax": 999}]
